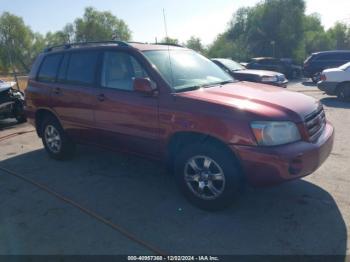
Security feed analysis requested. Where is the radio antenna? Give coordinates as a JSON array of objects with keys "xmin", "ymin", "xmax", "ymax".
[{"xmin": 163, "ymin": 8, "xmax": 169, "ymax": 39}]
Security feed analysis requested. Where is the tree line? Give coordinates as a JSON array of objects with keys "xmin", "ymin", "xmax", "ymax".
[{"xmin": 1, "ymin": 0, "xmax": 349, "ymax": 74}]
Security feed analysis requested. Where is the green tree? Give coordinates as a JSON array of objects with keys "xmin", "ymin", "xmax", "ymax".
[
  {"xmin": 293, "ymin": 14, "xmax": 333, "ymax": 62},
  {"xmin": 185, "ymin": 36, "xmax": 206, "ymax": 54},
  {"xmin": 0, "ymin": 12, "xmax": 36, "ymax": 72},
  {"xmin": 327, "ymin": 22, "xmax": 350, "ymax": 50},
  {"xmin": 210, "ymin": 0, "xmax": 312, "ymax": 61},
  {"xmin": 160, "ymin": 36, "xmax": 179, "ymax": 45},
  {"xmin": 73, "ymin": 7, "xmax": 131, "ymax": 42}
]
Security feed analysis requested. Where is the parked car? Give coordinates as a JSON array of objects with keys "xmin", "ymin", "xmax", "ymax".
[
  {"xmin": 212, "ymin": 58, "xmax": 288, "ymax": 87},
  {"xmin": 280, "ymin": 58, "xmax": 303, "ymax": 78},
  {"xmin": 303, "ymin": 50, "xmax": 350, "ymax": 83},
  {"xmin": 318, "ymin": 62, "xmax": 350, "ymax": 101},
  {"xmin": 25, "ymin": 41, "xmax": 334, "ymax": 210},
  {"xmin": 0, "ymin": 79, "xmax": 26, "ymax": 123},
  {"xmin": 246, "ymin": 57, "xmax": 301, "ymax": 79}
]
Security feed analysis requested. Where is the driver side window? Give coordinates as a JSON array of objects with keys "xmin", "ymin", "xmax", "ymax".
[{"xmin": 101, "ymin": 51, "xmax": 148, "ymax": 91}]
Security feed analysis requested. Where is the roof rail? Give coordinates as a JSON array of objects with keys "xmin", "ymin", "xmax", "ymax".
[
  {"xmin": 43, "ymin": 40, "xmax": 131, "ymax": 52},
  {"xmin": 154, "ymin": 42, "xmax": 183, "ymax": 47}
]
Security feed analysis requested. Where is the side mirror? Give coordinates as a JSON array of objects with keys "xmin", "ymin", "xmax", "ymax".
[{"xmin": 133, "ymin": 78, "xmax": 157, "ymax": 95}]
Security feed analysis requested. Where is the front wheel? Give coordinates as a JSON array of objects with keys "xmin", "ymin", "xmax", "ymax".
[
  {"xmin": 14, "ymin": 101, "xmax": 26, "ymax": 123},
  {"xmin": 41, "ymin": 116, "xmax": 75, "ymax": 160},
  {"xmin": 174, "ymin": 141, "xmax": 242, "ymax": 211},
  {"xmin": 337, "ymin": 84, "xmax": 350, "ymax": 101}
]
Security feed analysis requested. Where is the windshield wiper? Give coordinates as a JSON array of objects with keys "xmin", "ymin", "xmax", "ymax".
[
  {"xmin": 175, "ymin": 80, "xmax": 234, "ymax": 93},
  {"xmin": 216, "ymin": 80, "xmax": 235, "ymax": 85},
  {"xmin": 175, "ymin": 85, "xmax": 202, "ymax": 92}
]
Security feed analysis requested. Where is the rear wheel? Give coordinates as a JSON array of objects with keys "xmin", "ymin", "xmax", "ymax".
[
  {"xmin": 337, "ymin": 84, "xmax": 350, "ymax": 101},
  {"xmin": 41, "ymin": 116, "xmax": 75, "ymax": 160},
  {"xmin": 174, "ymin": 141, "xmax": 242, "ymax": 211}
]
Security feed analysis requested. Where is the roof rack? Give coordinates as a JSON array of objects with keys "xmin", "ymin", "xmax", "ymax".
[{"xmin": 43, "ymin": 40, "xmax": 131, "ymax": 52}]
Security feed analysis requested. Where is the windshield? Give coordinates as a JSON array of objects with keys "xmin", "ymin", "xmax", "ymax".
[
  {"xmin": 216, "ymin": 59, "xmax": 245, "ymax": 71},
  {"xmin": 143, "ymin": 50, "xmax": 233, "ymax": 92},
  {"xmin": 339, "ymin": 62, "xmax": 350, "ymax": 71}
]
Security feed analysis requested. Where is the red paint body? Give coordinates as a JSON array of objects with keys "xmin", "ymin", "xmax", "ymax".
[{"xmin": 25, "ymin": 43, "xmax": 334, "ymax": 187}]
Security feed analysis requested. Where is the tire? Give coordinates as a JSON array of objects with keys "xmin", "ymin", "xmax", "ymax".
[
  {"xmin": 14, "ymin": 101, "xmax": 26, "ymax": 123},
  {"xmin": 311, "ymin": 73, "xmax": 320, "ymax": 83},
  {"xmin": 16, "ymin": 114, "xmax": 27, "ymax": 124},
  {"xmin": 41, "ymin": 116, "xmax": 75, "ymax": 160},
  {"xmin": 174, "ymin": 141, "xmax": 243, "ymax": 211},
  {"xmin": 337, "ymin": 84, "xmax": 350, "ymax": 102}
]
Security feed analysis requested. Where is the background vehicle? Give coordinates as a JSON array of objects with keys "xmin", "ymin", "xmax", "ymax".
[
  {"xmin": 303, "ymin": 50, "xmax": 350, "ymax": 83},
  {"xmin": 212, "ymin": 58, "xmax": 288, "ymax": 87},
  {"xmin": 25, "ymin": 41, "xmax": 334, "ymax": 210},
  {"xmin": 0, "ymin": 80, "xmax": 26, "ymax": 123},
  {"xmin": 245, "ymin": 57, "xmax": 301, "ymax": 79},
  {"xmin": 318, "ymin": 62, "xmax": 350, "ymax": 101},
  {"xmin": 280, "ymin": 58, "xmax": 302, "ymax": 78}
]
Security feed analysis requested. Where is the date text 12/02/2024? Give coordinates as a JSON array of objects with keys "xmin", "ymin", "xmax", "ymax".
[{"xmin": 127, "ymin": 256, "xmax": 220, "ymax": 261}]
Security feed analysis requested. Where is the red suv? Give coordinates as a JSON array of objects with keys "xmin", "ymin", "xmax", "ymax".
[{"xmin": 25, "ymin": 41, "xmax": 334, "ymax": 210}]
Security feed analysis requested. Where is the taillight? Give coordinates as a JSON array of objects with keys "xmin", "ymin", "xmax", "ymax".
[{"xmin": 320, "ymin": 74, "xmax": 326, "ymax": 81}]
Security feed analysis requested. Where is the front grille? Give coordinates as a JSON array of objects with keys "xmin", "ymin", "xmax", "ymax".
[{"xmin": 305, "ymin": 105, "xmax": 326, "ymax": 142}]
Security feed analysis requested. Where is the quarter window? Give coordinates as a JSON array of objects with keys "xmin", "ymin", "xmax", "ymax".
[
  {"xmin": 101, "ymin": 51, "xmax": 148, "ymax": 91},
  {"xmin": 37, "ymin": 54, "xmax": 63, "ymax": 82}
]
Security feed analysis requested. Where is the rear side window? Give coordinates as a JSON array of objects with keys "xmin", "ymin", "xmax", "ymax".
[
  {"xmin": 341, "ymin": 53, "xmax": 350, "ymax": 60},
  {"xmin": 37, "ymin": 54, "xmax": 63, "ymax": 82},
  {"xmin": 65, "ymin": 51, "xmax": 99, "ymax": 85}
]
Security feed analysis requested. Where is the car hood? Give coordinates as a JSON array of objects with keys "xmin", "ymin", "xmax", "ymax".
[
  {"xmin": 0, "ymin": 86, "xmax": 11, "ymax": 93},
  {"xmin": 0, "ymin": 81, "xmax": 16, "ymax": 91},
  {"xmin": 176, "ymin": 82, "xmax": 319, "ymax": 121},
  {"xmin": 236, "ymin": 69, "xmax": 282, "ymax": 77}
]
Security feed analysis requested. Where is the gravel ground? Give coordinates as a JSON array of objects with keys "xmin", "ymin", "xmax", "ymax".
[{"xmin": 0, "ymin": 80, "xmax": 349, "ymax": 256}]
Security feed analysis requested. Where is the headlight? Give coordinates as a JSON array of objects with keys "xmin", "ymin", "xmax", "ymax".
[
  {"xmin": 250, "ymin": 121, "xmax": 301, "ymax": 146},
  {"xmin": 261, "ymin": 76, "xmax": 278, "ymax": 82}
]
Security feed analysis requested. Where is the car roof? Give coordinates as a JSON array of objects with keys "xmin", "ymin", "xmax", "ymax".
[
  {"xmin": 129, "ymin": 42, "xmax": 186, "ymax": 51},
  {"xmin": 312, "ymin": 50, "xmax": 350, "ymax": 55},
  {"xmin": 211, "ymin": 58, "xmax": 234, "ymax": 62},
  {"xmin": 252, "ymin": 57, "xmax": 276, "ymax": 61}
]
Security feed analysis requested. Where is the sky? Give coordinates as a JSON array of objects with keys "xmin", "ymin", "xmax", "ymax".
[{"xmin": 1, "ymin": 0, "xmax": 350, "ymax": 45}]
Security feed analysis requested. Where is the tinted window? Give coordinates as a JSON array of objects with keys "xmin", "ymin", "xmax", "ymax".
[
  {"xmin": 57, "ymin": 54, "xmax": 69, "ymax": 82},
  {"xmin": 101, "ymin": 51, "xmax": 148, "ymax": 91},
  {"xmin": 259, "ymin": 59, "xmax": 275, "ymax": 65},
  {"xmin": 341, "ymin": 52, "xmax": 350, "ymax": 60},
  {"xmin": 317, "ymin": 53, "xmax": 349, "ymax": 61},
  {"xmin": 66, "ymin": 51, "xmax": 99, "ymax": 85},
  {"xmin": 37, "ymin": 54, "xmax": 63, "ymax": 82}
]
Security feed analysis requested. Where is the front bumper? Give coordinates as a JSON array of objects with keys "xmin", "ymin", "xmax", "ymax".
[
  {"xmin": 317, "ymin": 81, "xmax": 338, "ymax": 95},
  {"xmin": 231, "ymin": 122, "xmax": 334, "ymax": 187},
  {"xmin": 272, "ymin": 80, "xmax": 288, "ymax": 88},
  {"xmin": 262, "ymin": 79, "xmax": 288, "ymax": 88}
]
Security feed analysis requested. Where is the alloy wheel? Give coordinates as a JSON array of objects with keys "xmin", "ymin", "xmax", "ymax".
[
  {"xmin": 184, "ymin": 155, "xmax": 226, "ymax": 200},
  {"xmin": 44, "ymin": 125, "xmax": 62, "ymax": 154}
]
